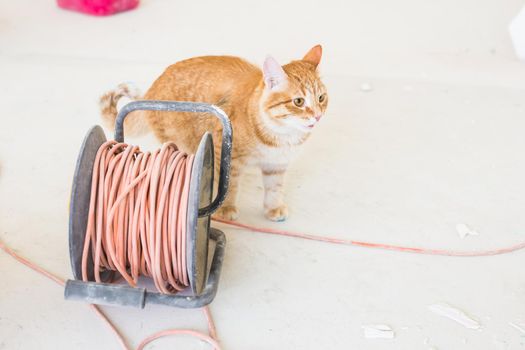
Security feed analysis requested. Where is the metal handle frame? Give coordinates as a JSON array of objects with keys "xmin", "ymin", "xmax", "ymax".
[{"xmin": 114, "ymin": 100, "xmax": 232, "ymax": 217}]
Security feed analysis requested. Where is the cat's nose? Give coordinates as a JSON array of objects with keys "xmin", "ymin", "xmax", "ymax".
[{"xmin": 314, "ymin": 114, "xmax": 322, "ymax": 122}]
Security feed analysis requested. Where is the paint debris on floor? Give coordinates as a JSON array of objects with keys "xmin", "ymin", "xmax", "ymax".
[
  {"xmin": 362, "ymin": 324, "xmax": 396, "ymax": 339},
  {"xmin": 428, "ymin": 303, "xmax": 481, "ymax": 330}
]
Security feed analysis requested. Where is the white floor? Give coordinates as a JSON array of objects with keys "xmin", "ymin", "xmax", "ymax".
[{"xmin": 1, "ymin": 0, "xmax": 525, "ymax": 349}]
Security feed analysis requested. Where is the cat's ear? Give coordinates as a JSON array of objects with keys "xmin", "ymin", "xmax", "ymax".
[
  {"xmin": 303, "ymin": 45, "xmax": 322, "ymax": 67},
  {"xmin": 263, "ymin": 56, "xmax": 287, "ymax": 90}
]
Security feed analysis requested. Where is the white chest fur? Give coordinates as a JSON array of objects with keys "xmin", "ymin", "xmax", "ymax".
[{"xmin": 252, "ymin": 143, "xmax": 303, "ymax": 170}]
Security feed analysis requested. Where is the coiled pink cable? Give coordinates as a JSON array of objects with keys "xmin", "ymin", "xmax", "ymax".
[{"xmin": 83, "ymin": 141, "xmax": 194, "ymax": 293}]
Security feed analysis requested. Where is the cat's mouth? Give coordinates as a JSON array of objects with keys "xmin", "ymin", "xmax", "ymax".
[
  {"xmin": 305, "ymin": 119, "xmax": 318, "ymax": 129},
  {"xmin": 305, "ymin": 116, "xmax": 321, "ymax": 129},
  {"xmin": 280, "ymin": 116, "xmax": 317, "ymax": 133},
  {"xmin": 300, "ymin": 122, "xmax": 316, "ymax": 131}
]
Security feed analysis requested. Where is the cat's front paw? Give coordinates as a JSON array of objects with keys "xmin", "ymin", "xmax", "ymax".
[
  {"xmin": 213, "ymin": 205, "xmax": 239, "ymax": 221},
  {"xmin": 265, "ymin": 205, "xmax": 289, "ymax": 222}
]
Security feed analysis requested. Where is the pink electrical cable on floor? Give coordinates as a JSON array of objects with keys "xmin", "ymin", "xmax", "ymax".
[
  {"xmin": 0, "ymin": 239, "xmax": 219, "ymax": 350},
  {"xmin": 2, "ymin": 140, "xmax": 525, "ymax": 349},
  {"xmin": 213, "ymin": 218, "xmax": 525, "ymax": 257}
]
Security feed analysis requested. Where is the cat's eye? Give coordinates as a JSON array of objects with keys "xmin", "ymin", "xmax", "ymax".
[
  {"xmin": 319, "ymin": 94, "xmax": 327, "ymax": 103},
  {"xmin": 293, "ymin": 97, "xmax": 305, "ymax": 107}
]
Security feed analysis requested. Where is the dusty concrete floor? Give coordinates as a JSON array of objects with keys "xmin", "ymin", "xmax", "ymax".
[{"xmin": 1, "ymin": 0, "xmax": 525, "ymax": 349}]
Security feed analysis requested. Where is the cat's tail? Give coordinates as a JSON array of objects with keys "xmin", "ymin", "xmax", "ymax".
[{"xmin": 99, "ymin": 82, "xmax": 149, "ymax": 137}]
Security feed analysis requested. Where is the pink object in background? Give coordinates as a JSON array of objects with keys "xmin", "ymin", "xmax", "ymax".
[{"xmin": 57, "ymin": 0, "xmax": 139, "ymax": 16}]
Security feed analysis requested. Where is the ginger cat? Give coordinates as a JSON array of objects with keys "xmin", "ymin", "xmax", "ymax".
[{"xmin": 100, "ymin": 45, "xmax": 328, "ymax": 221}]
